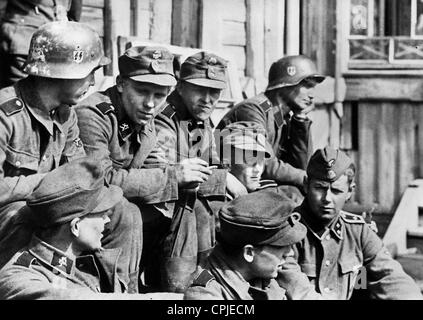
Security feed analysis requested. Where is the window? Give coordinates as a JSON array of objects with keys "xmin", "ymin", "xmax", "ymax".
[{"xmin": 348, "ymin": 0, "xmax": 423, "ymax": 69}]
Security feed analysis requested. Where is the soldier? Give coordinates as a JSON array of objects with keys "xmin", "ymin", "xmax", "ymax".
[
  {"xmin": 0, "ymin": 158, "xmax": 182, "ymax": 300},
  {"xmin": 217, "ymin": 55, "xmax": 325, "ymax": 196},
  {"xmin": 0, "ymin": 0, "xmax": 83, "ymax": 88},
  {"xmin": 75, "ymin": 46, "xmax": 214, "ymax": 291},
  {"xmin": 278, "ymin": 147, "xmax": 423, "ymax": 299},
  {"xmin": 184, "ymin": 191, "xmax": 315, "ymax": 300},
  {"xmin": 220, "ymin": 121, "xmax": 303, "ymax": 204},
  {"xmin": 152, "ymin": 51, "xmax": 248, "ymax": 292},
  {"xmin": 0, "ymin": 21, "xmax": 142, "ymax": 293}
]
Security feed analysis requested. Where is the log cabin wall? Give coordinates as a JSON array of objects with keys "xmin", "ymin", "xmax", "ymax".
[{"xmin": 340, "ymin": 75, "xmax": 423, "ymax": 213}]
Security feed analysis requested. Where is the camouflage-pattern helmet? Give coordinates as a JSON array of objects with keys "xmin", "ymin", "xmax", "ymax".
[
  {"xmin": 266, "ymin": 55, "xmax": 325, "ymax": 91},
  {"xmin": 24, "ymin": 21, "xmax": 110, "ymax": 79}
]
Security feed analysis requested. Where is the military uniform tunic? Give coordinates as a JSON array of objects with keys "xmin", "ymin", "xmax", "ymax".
[
  {"xmin": 0, "ymin": 235, "xmax": 124, "ymax": 299},
  {"xmin": 0, "ymin": 80, "xmax": 85, "ymax": 211},
  {"xmin": 278, "ymin": 201, "xmax": 423, "ymax": 300},
  {"xmin": 75, "ymin": 86, "xmax": 179, "ymax": 215},
  {"xmin": 217, "ymin": 93, "xmax": 311, "ymax": 188},
  {"xmin": 153, "ymin": 90, "xmax": 228, "ymax": 291}
]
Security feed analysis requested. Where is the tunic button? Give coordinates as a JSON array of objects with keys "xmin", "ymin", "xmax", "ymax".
[
  {"xmin": 15, "ymin": 161, "xmax": 21, "ymax": 167},
  {"xmin": 42, "ymin": 155, "xmax": 47, "ymax": 161},
  {"xmin": 15, "ymin": 100, "xmax": 22, "ymax": 106},
  {"xmin": 325, "ymin": 235, "xmax": 331, "ymax": 241},
  {"xmin": 325, "ymin": 260, "xmax": 331, "ymax": 266},
  {"xmin": 324, "ymin": 287, "xmax": 331, "ymax": 293}
]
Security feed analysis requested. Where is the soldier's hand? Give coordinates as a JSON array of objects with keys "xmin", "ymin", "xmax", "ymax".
[
  {"xmin": 292, "ymin": 104, "xmax": 314, "ymax": 120},
  {"xmin": 176, "ymin": 158, "xmax": 213, "ymax": 188},
  {"xmin": 226, "ymin": 172, "xmax": 248, "ymax": 199}
]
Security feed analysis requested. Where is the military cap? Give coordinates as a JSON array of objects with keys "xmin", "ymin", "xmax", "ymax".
[
  {"xmin": 27, "ymin": 158, "xmax": 123, "ymax": 228},
  {"xmin": 118, "ymin": 46, "xmax": 177, "ymax": 86},
  {"xmin": 218, "ymin": 191, "xmax": 307, "ymax": 247},
  {"xmin": 221, "ymin": 122, "xmax": 272, "ymax": 163},
  {"xmin": 307, "ymin": 147, "xmax": 353, "ymax": 182},
  {"xmin": 180, "ymin": 51, "xmax": 227, "ymax": 89}
]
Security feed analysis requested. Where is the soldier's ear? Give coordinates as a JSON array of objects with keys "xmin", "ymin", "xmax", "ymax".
[
  {"xmin": 303, "ymin": 176, "xmax": 309, "ymax": 195},
  {"xmin": 116, "ymin": 75, "xmax": 124, "ymax": 93},
  {"xmin": 346, "ymin": 182, "xmax": 356, "ymax": 202},
  {"xmin": 70, "ymin": 218, "xmax": 81, "ymax": 237},
  {"xmin": 243, "ymin": 245, "xmax": 255, "ymax": 263}
]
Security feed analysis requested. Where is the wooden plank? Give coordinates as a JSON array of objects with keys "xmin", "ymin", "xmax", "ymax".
[
  {"xmin": 357, "ymin": 102, "xmax": 377, "ymax": 206},
  {"xmin": 246, "ymin": 0, "xmax": 266, "ymax": 91},
  {"xmin": 221, "ymin": 0, "xmax": 246, "ymax": 22},
  {"xmin": 171, "ymin": 0, "xmax": 200, "ymax": 47},
  {"xmin": 222, "ymin": 21, "xmax": 246, "ymax": 46},
  {"xmin": 309, "ymin": 104, "xmax": 331, "ymax": 151},
  {"xmin": 396, "ymin": 103, "xmax": 417, "ymax": 207},
  {"xmin": 340, "ymin": 102, "xmax": 352, "ymax": 150},
  {"xmin": 285, "ymin": 0, "xmax": 300, "ymax": 55},
  {"xmin": 264, "ymin": 0, "xmax": 284, "ymax": 73},
  {"xmin": 301, "ymin": 0, "xmax": 336, "ymax": 76},
  {"xmin": 329, "ymin": 107, "xmax": 340, "ymax": 148},
  {"xmin": 138, "ymin": 0, "xmax": 150, "ymax": 10},
  {"xmin": 201, "ymin": 0, "xmax": 224, "ymax": 53},
  {"xmin": 80, "ymin": 7, "xmax": 104, "ymax": 36},
  {"xmin": 221, "ymin": 45, "xmax": 246, "ymax": 73},
  {"xmin": 104, "ymin": 0, "xmax": 131, "ymax": 76},
  {"xmin": 149, "ymin": 0, "xmax": 172, "ymax": 43},
  {"xmin": 376, "ymin": 103, "xmax": 396, "ymax": 212},
  {"xmin": 417, "ymin": 106, "xmax": 423, "ymax": 177},
  {"xmin": 345, "ymin": 76, "xmax": 423, "ymax": 101},
  {"xmin": 83, "ymin": 0, "xmax": 105, "ymax": 8},
  {"xmin": 136, "ymin": 9, "xmax": 151, "ymax": 40}
]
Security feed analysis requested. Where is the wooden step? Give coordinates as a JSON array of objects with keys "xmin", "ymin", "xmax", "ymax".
[{"xmin": 396, "ymin": 253, "xmax": 423, "ymax": 281}]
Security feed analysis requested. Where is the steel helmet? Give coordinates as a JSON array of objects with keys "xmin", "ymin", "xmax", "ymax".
[
  {"xmin": 266, "ymin": 55, "xmax": 325, "ymax": 91},
  {"xmin": 24, "ymin": 21, "xmax": 110, "ymax": 79}
]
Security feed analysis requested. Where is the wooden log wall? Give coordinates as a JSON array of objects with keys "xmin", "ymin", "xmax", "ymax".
[{"xmin": 341, "ymin": 75, "xmax": 423, "ymax": 213}]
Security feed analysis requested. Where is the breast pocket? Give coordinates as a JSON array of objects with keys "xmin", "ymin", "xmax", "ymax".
[
  {"xmin": 4, "ymin": 147, "xmax": 39, "ymax": 177},
  {"xmin": 338, "ymin": 256, "xmax": 364, "ymax": 295}
]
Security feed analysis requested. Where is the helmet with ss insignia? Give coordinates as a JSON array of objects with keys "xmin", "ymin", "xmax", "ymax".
[
  {"xmin": 179, "ymin": 51, "xmax": 228, "ymax": 89},
  {"xmin": 118, "ymin": 45, "xmax": 177, "ymax": 86},
  {"xmin": 24, "ymin": 21, "xmax": 110, "ymax": 79},
  {"xmin": 266, "ymin": 55, "xmax": 325, "ymax": 91}
]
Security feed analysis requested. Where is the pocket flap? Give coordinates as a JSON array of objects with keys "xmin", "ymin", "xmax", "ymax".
[
  {"xmin": 338, "ymin": 256, "xmax": 362, "ymax": 274},
  {"xmin": 5, "ymin": 147, "xmax": 38, "ymax": 171}
]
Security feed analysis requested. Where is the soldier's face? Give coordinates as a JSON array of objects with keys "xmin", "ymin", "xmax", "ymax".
[
  {"xmin": 306, "ymin": 175, "xmax": 352, "ymax": 225},
  {"xmin": 74, "ymin": 211, "xmax": 111, "ymax": 252},
  {"xmin": 177, "ymin": 82, "xmax": 222, "ymax": 121},
  {"xmin": 118, "ymin": 78, "xmax": 170, "ymax": 126},
  {"xmin": 58, "ymin": 71, "xmax": 96, "ymax": 105},
  {"xmin": 230, "ymin": 154, "xmax": 265, "ymax": 192},
  {"xmin": 278, "ymin": 78, "xmax": 318, "ymax": 112},
  {"xmin": 247, "ymin": 245, "xmax": 294, "ymax": 279}
]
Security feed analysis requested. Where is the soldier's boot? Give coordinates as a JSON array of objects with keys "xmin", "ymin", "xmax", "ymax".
[
  {"xmin": 101, "ymin": 197, "xmax": 143, "ymax": 293},
  {"xmin": 160, "ymin": 203, "xmax": 198, "ymax": 293}
]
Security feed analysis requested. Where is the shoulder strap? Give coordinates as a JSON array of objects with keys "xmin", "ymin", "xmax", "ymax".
[
  {"xmin": 14, "ymin": 251, "xmax": 37, "ymax": 268},
  {"xmin": 192, "ymin": 269, "xmax": 215, "ymax": 287},
  {"xmin": 0, "ymin": 96, "xmax": 24, "ymax": 117},
  {"xmin": 257, "ymin": 95, "xmax": 272, "ymax": 113},
  {"xmin": 96, "ymin": 102, "xmax": 115, "ymax": 115},
  {"xmin": 340, "ymin": 211, "xmax": 365, "ymax": 224}
]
